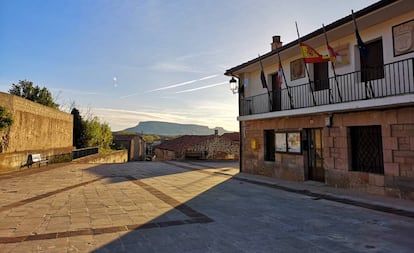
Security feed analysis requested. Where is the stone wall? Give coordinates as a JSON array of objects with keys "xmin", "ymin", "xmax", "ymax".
[
  {"xmin": 73, "ymin": 150, "xmax": 128, "ymax": 164},
  {"xmin": 154, "ymin": 134, "xmax": 239, "ymax": 161},
  {"xmin": 324, "ymin": 107, "xmax": 414, "ymax": 199},
  {"xmin": 190, "ymin": 135, "xmax": 239, "ymax": 160},
  {"xmin": 154, "ymin": 149, "xmax": 175, "ymax": 161},
  {"xmin": 112, "ymin": 134, "xmax": 146, "ymax": 161},
  {"xmin": 242, "ymin": 118, "xmax": 309, "ymax": 181},
  {"xmin": 241, "ymin": 106, "xmax": 414, "ymax": 199},
  {"xmin": 0, "ymin": 92, "xmax": 73, "ymax": 173}
]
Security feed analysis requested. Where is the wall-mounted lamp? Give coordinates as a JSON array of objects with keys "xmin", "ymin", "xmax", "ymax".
[{"xmin": 229, "ymin": 77, "xmax": 238, "ymax": 94}]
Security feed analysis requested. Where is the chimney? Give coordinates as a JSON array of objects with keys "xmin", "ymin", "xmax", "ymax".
[
  {"xmin": 271, "ymin": 35, "xmax": 282, "ymax": 51},
  {"xmin": 214, "ymin": 129, "xmax": 218, "ymax": 135}
]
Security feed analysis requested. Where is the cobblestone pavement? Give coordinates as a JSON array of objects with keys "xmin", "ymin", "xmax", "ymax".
[{"xmin": 0, "ymin": 161, "xmax": 414, "ymax": 252}]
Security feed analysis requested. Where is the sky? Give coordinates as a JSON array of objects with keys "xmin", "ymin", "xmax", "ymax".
[{"xmin": 0, "ymin": 0, "xmax": 378, "ymax": 132}]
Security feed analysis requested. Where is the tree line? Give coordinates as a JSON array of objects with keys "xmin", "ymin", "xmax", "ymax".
[{"xmin": 71, "ymin": 108, "xmax": 113, "ymax": 150}]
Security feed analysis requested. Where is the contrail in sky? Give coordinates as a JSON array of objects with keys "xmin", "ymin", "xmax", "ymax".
[
  {"xmin": 174, "ymin": 81, "xmax": 227, "ymax": 93},
  {"xmin": 120, "ymin": 74, "xmax": 219, "ymax": 99},
  {"xmin": 146, "ymin": 74, "xmax": 218, "ymax": 92}
]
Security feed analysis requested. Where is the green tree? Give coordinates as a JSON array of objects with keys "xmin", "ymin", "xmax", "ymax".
[
  {"xmin": 84, "ymin": 117, "xmax": 113, "ymax": 150},
  {"xmin": 100, "ymin": 122, "xmax": 113, "ymax": 150},
  {"xmin": 0, "ymin": 106, "xmax": 14, "ymax": 131},
  {"xmin": 142, "ymin": 134, "xmax": 160, "ymax": 143},
  {"xmin": 9, "ymin": 80, "xmax": 59, "ymax": 109},
  {"xmin": 71, "ymin": 108, "xmax": 86, "ymax": 148}
]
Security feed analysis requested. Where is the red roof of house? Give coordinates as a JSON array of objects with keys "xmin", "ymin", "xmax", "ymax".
[
  {"xmin": 222, "ymin": 132, "xmax": 239, "ymax": 142},
  {"xmin": 156, "ymin": 133, "xmax": 240, "ymax": 152},
  {"xmin": 155, "ymin": 135, "xmax": 214, "ymax": 152}
]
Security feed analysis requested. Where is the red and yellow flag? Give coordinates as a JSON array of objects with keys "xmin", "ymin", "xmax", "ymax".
[
  {"xmin": 327, "ymin": 43, "xmax": 343, "ymax": 63},
  {"xmin": 300, "ymin": 42, "xmax": 329, "ymax": 63},
  {"xmin": 277, "ymin": 62, "xmax": 283, "ymax": 88}
]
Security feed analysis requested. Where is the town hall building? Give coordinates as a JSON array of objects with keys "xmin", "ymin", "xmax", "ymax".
[{"xmin": 225, "ymin": 0, "xmax": 414, "ymax": 199}]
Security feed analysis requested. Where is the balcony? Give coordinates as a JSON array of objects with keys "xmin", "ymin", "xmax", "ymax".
[{"xmin": 240, "ymin": 58, "xmax": 414, "ymax": 117}]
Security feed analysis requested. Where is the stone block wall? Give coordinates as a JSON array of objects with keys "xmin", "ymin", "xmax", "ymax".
[
  {"xmin": 0, "ymin": 92, "xmax": 73, "ymax": 172},
  {"xmin": 73, "ymin": 150, "xmax": 128, "ymax": 164},
  {"xmin": 155, "ymin": 135, "xmax": 239, "ymax": 161},
  {"xmin": 241, "ymin": 106, "xmax": 414, "ymax": 200},
  {"xmin": 154, "ymin": 149, "xmax": 175, "ymax": 161},
  {"xmin": 325, "ymin": 107, "xmax": 414, "ymax": 199},
  {"xmin": 190, "ymin": 135, "xmax": 239, "ymax": 160},
  {"xmin": 241, "ymin": 118, "xmax": 311, "ymax": 181},
  {"xmin": 113, "ymin": 135, "xmax": 146, "ymax": 161}
]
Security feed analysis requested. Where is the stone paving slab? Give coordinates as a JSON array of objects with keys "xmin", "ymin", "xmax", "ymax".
[{"xmin": 0, "ymin": 161, "xmax": 413, "ymax": 252}]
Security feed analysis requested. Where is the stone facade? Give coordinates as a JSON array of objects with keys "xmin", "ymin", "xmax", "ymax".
[
  {"xmin": 0, "ymin": 92, "xmax": 73, "ymax": 173},
  {"xmin": 73, "ymin": 150, "xmax": 128, "ymax": 164},
  {"xmin": 112, "ymin": 134, "xmax": 146, "ymax": 161},
  {"xmin": 189, "ymin": 134, "xmax": 239, "ymax": 160},
  {"xmin": 155, "ymin": 133, "xmax": 239, "ymax": 161},
  {"xmin": 241, "ymin": 107, "xmax": 414, "ymax": 200}
]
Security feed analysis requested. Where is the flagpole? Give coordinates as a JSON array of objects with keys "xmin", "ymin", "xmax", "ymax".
[
  {"xmin": 351, "ymin": 10, "xmax": 374, "ymax": 99},
  {"xmin": 276, "ymin": 47, "xmax": 294, "ymax": 109},
  {"xmin": 296, "ymin": 21, "xmax": 316, "ymax": 106},
  {"xmin": 258, "ymin": 54, "xmax": 272, "ymax": 111},
  {"xmin": 323, "ymin": 23, "xmax": 342, "ymax": 103}
]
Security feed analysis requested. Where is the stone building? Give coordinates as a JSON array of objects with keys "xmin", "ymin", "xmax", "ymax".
[
  {"xmin": 225, "ymin": 0, "xmax": 414, "ymax": 199},
  {"xmin": 154, "ymin": 133, "xmax": 239, "ymax": 161},
  {"xmin": 112, "ymin": 134, "xmax": 146, "ymax": 161},
  {"xmin": 0, "ymin": 92, "xmax": 73, "ymax": 173}
]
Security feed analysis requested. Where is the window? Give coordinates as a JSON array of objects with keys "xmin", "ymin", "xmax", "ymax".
[
  {"xmin": 361, "ymin": 39, "xmax": 384, "ymax": 82},
  {"xmin": 313, "ymin": 62, "xmax": 329, "ymax": 91},
  {"xmin": 350, "ymin": 126, "xmax": 384, "ymax": 174},
  {"xmin": 275, "ymin": 131, "xmax": 302, "ymax": 154},
  {"xmin": 264, "ymin": 130, "xmax": 275, "ymax": 161}
]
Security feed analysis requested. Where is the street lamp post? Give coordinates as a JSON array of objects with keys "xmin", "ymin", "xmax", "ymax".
[{"xmin": 228, "ymin": 76, "xmax": 242, "ymax": 172}]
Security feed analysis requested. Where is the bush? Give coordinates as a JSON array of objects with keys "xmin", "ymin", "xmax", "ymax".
[{"xmin": 0, "ymin": 106, "xmax": 14, "ymax": 131}]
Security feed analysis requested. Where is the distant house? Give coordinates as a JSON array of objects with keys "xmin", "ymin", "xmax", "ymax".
[
  {"xmin": 154, "ymin": 133, "xmax": 239, "ymax": 161},
  {"xmin": 112, "ymin": 134, "xmax": 146, "ymax": 161}
]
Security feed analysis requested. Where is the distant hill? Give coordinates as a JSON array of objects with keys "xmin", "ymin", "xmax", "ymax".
[{"xmin": 122, "ymin": 121, "xmax": 231, "ymax": 136}]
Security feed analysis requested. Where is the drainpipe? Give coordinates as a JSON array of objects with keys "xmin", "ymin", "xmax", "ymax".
[{"xmin": 239, "ymin": 120, "xmax": 242, "ymax": 173}]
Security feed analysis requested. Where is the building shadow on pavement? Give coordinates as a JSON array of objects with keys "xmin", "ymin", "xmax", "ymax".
[{"xmin": 84, "ymin": 161, "xmax": 239, "ymax": 252}]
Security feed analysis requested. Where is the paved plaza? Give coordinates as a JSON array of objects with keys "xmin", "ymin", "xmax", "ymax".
[{"xmin": 0, "ymin": 161, "xmax": 414, "ymax": 252}]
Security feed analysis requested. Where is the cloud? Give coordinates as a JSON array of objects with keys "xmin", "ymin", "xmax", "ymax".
[{"xmin": 85, "ymin": 103, "xmax": 239, "ymax": 132}]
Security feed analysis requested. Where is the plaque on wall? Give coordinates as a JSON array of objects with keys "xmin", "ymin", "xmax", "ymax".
[
  {"xmin": 275, "ymin": 132, "xmax": 287, "ymax": 152},
  {"xmin": 393, "ymin": 19, "xmax": 414, "ymax": 57},
  {"xmin": 290, "ymin": 58, "xmax": 305, "ymax": 81},
  {"xmin": 287, "ymin": 132, "xmax": 301, "ymax": 154},
  {"xmin": 333, "ymin": 44, "xmax": 350, "ymax": 67}
]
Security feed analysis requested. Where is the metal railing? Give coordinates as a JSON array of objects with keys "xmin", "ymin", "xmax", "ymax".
[
  {"xmin": 72, "ymin": 147, "xmax": 99, "ymax": 160},
  {"xmin": 241, "ymin": 58, "xmax": 414, "ymax": 116}
]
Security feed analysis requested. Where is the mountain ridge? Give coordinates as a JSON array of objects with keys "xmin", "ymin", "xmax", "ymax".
[{"xmin": 121, "ymin": 121, "xmax": 232, "ymax": 136}]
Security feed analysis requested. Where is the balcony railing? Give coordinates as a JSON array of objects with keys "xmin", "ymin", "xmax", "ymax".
[{"xmin": 241, "ymin": 58, "xmax": 414, "ymax": 116}]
